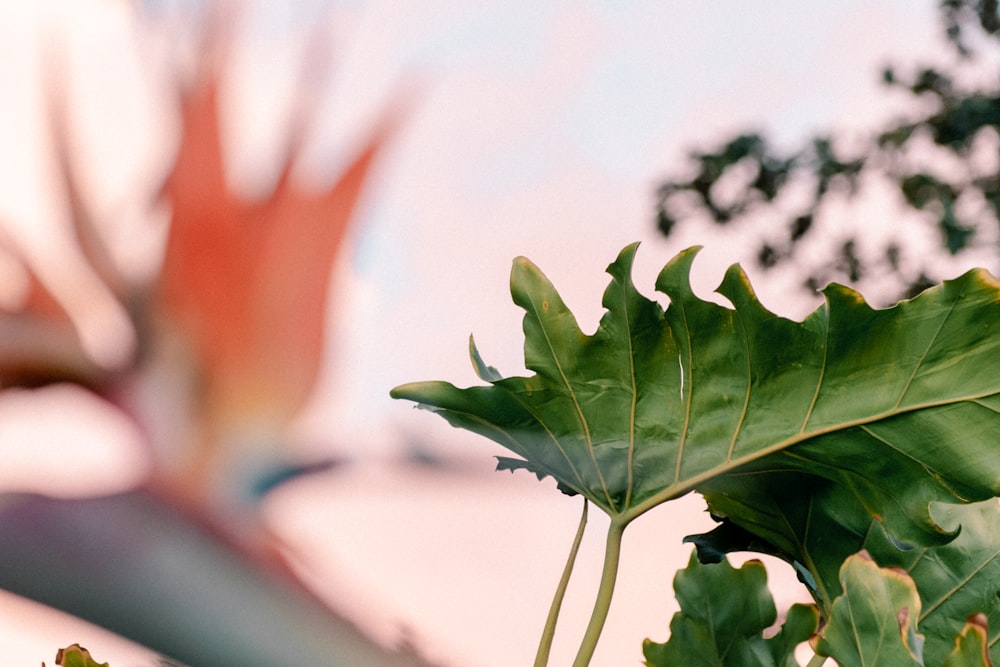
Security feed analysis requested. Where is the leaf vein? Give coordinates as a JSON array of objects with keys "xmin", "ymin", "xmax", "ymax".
[
  {"xmin": 971, "ymin": 397, "xmax": 1000, "ymax": 415},
  {"xmin": 918, "ymin": 548, "xmax": 1000, "ymax": 622},
  {"xmin": 858, "ymin": 424, "xmax": 965, "ymax": 500},
  {"xmin": 800, "ymin": 309, "xmax": 829, "ymax": 434},
  {"xmin": 440, "ymin": 408, "xmax": 586, "ymax": 495},
  {"xmin": 622, "ymin": 280, "xmax": 639, "ymax": 508},
  {"xmin": 503, "ymin": 388, "xmax": 591, "ymax": 493},
  {"xmin": 525, "ymin": 289, "xmax": 616, "ymax": 511},
  {"xmin": 726, "ymin": 308, "xmax": 752, "ymax": 462},
  {"xmin": 627, "ymin": 389, "xmax": 1000, "ymax": 522},
  {"xmin": 893, "ymin": 298, "xmax": 957, "ymax": 410}
]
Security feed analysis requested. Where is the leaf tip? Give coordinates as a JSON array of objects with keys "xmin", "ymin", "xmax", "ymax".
[
  {"xmin": 469, "ymin": 334, "xmax": 503, "ymax": 382},
  {"xmin": 716, "ymin": 262, "xmax": 765, "ymax": 312},
  {"xmin": 510, "ymin": 255, "xmax": 539, "ymax": 281},
  {"xmin": 389, "ymin": 381, "xmax": 437, "ymax": 402},
  {"xmin": 654, "ymin": 245, "xmax": 703, "ymax": 297}
]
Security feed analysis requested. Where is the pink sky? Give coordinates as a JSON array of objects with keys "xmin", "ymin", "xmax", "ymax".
[{"xmin": 0, "ymin": 1, "xmax": 977, "ymax": 665}]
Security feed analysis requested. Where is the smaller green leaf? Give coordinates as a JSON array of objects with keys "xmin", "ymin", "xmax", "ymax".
[
  {"xmin": 643, "ymin": 553, "xmax": 817, "ymax": 667},
  {"xmin": 813, "ymin": 552, "xmax": 924, "ymax": 667},
  {"xmin": 942, "ymin": 614, "xmax": 992, "ymax": 667},
  {"xmin": 469, "ymin": 334, "xmax": 503, "ymax": 382},
  {"xmin": 53, "ymin": 644, "xmax": 110, "ymax": 667}
]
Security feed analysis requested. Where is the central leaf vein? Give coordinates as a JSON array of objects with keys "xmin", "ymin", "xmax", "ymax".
[
  {"xmin": 800, "ymin": 309, "xmax": 830, "ymax": 434},
  {"xmin": 622, "ymin": 280, "xmax": 639, "ymax": 508},
  {"xmin": 726, "ymin": 309, "xmax": 752, "ymax": 462},
  {"xmin": 527, "ymin": 290, "xmax": 615, "ymax": 511}
]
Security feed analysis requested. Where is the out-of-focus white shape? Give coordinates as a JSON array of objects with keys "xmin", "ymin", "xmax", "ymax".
[
  {"xmin": 0, "ymin": 248, "xmax": 31, "ymax": 311},
  {"xmin": 0, "ymin": 384, "xmax": 150, "ymax": 497},
  {"xmin": 0, "ymin": 0, "xmax": 173, "ymax": 372}
]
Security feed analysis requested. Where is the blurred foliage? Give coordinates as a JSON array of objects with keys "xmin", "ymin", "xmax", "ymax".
[{"xmin": 654, "ymin": 0, "xmax": 1000, "ymax": 300}]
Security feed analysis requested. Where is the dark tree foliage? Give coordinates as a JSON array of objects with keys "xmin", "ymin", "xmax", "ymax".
[{"xmin": 655, "ymin": 0, "xmax": 1000, "ymax": 301}]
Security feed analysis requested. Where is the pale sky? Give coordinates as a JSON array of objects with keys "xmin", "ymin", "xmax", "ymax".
[
  {"xmin": 0, "ymin": 1, "xmax": 969, "ymax": 665},
  {"xmin": 307, "ymin": 0, "xmax": 945, "ymax": 456}
]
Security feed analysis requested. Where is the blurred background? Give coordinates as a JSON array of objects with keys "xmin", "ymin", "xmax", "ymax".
[{"xmin": 1, "ymin": 1, "xmax": 998, "ymax": 665}]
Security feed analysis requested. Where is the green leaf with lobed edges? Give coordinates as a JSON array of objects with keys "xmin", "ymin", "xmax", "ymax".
[
  {"xmin": 686, "ymin": 482, "xmax": 1000, "ymax": 663},
  {"xmin": 642, "ymin": 553, "xmax": 818, "ymax": 667},
  {"xmin": 391, "ymin": 243, "xmax": 1000, "ymax": 540},
  {"xmin": 813, "ymin": 552, "xmax": 925, "ymax": 666}
]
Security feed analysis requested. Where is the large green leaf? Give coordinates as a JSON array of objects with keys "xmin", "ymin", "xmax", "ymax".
[
  {"xmin": 642, "ymin": 553, "xmax": 818, "ymax": 667},
  {"xmin": 392, "ymin": 244, "xmax": 1000, "ymax": 544}
]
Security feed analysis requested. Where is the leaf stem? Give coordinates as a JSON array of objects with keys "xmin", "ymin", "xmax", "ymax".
[
  {"xmin": 534, "ymin": 499, "xmax": 589, "ymax": 667},
  {"xmin": 572, "ymin": 517, "xmax": 626, "ymax": 667}
]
